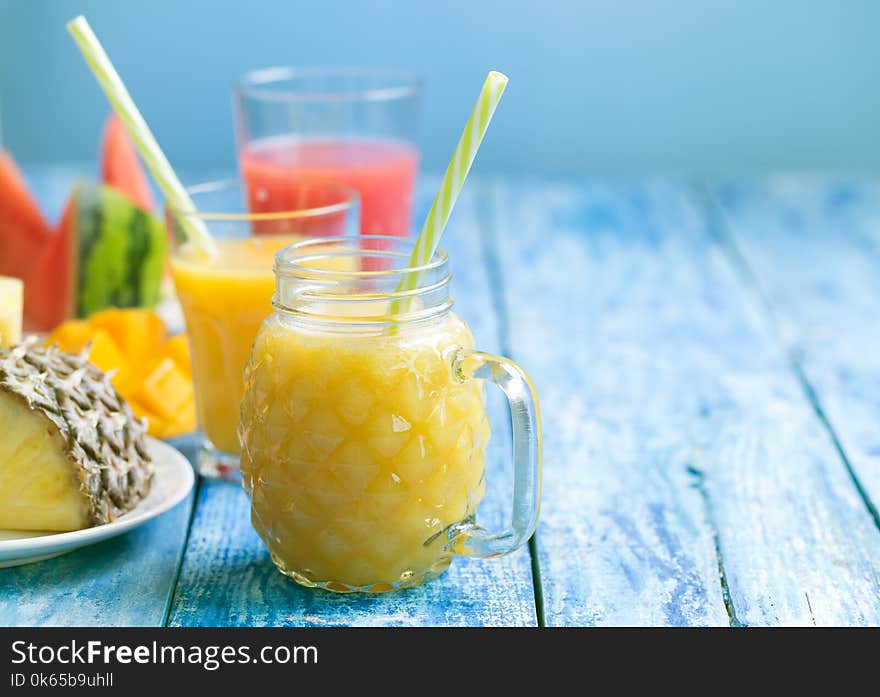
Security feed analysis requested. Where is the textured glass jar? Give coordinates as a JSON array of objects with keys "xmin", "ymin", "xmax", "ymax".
[{"xmin": 239, "ymin": 236, "xmax": 541, "ymax": 592}]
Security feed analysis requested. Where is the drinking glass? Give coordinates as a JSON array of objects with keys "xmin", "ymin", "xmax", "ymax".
[
  {"xmin": 234, "ymin": 66, "xmax": 420, "ymax": 238},
  {"xmin": 167, "ymin": 180, "xmax": 359, "ymax": 479}
]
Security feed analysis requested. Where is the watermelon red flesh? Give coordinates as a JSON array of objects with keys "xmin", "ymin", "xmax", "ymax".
[
  {"xmin": 101, "ymin": 114, "xmax": 156, "ymax": 212},
  {"xmin": 0, "ymin": 150, "xmax": 53, "ymax": 285},
  {"xmin": 23, "ymin": 198, "xmax": 76, "ymax": 332}
]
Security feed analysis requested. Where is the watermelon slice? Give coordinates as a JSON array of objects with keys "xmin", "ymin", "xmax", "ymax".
[
  {"xmin": 101, "ymin": 114, "xmax": 155, "ymax": 212},
  {"xmin": 23, "ymin": 199, "xmax": 76, "ymax": 331},
  {"xmin": 0, "ymin": 150, "xmax": 53, "ymax": 291},
  {"xmin": 24, "ymin": 182, "xmax": 166, "ymax": 332}
]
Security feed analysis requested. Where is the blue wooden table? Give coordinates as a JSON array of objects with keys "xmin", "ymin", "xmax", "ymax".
[{"xmin": 3, "ymin": 167, "xmax": 879, "ymax": 627}]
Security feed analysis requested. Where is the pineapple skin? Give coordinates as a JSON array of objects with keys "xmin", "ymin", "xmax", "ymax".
[{"xmin": 0, "ymin": 338, "xmax": 153, "ymax": 530}]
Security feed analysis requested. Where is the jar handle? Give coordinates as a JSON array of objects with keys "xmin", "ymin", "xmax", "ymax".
[{"xmin": 449, "ymin": 347, "xmax": 542, "ymax": 558}]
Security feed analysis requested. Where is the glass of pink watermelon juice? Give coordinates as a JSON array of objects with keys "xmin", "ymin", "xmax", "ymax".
[
  {"xmin": 167, "ymin": 179, "xmax": 359, "ymax": 480},
  {"xmin": 234, "ymin": 67, "xmax": 420, "ymax": 239}
]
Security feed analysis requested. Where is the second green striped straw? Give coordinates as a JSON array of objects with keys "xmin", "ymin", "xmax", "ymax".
[{"xmin": 391, "ymin": 70, "xmax": 508, "ymax": 315}]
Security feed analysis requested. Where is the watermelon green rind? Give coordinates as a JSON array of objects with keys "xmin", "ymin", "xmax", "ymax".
[
  {"xmin": 72, "ymin": 182, "xmax": 166, "ymax": 318},
  {"xmin": 75, "ymin": 183, "xmax": 112, "ymax": 316},
  {"xmin": 127, "ymin": 205, "xmax": 165, "ymax": 308}
]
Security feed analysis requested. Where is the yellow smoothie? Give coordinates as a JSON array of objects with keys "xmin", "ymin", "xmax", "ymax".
[
  {"xmin": 171, "ymin": 236, "xmax": 303, "ymax": 454},
  {"xmin": 239, "ymin": 311, "xmax": 491, "ymax": 591}
]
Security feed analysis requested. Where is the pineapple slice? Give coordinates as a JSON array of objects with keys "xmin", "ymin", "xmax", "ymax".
[
  {"xmin": 0, "ymin": 392, "xmax": 92, "ymax": 530},
  {"xmin": 0, "ymin": 339, "xmax": 152, "ymax": 532},
  {"xmin": 0, "ymin": 276, "xmax": 23, "ymax": 348}
]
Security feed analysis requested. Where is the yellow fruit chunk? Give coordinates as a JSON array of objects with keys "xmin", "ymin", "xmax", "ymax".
[
  {"xmin": 0, "ymin": 276, "xmax": 23, "ymax": 348},
  {"xmin": 159, "ymin": 334, "xmax": 192, "ymax": 377},
  {"xmin": 133, "ymin": 335, "xmax": 196, "ymax": 438},
  {"xmin": 135, "ymin": 395, "xmax": 196, "ymax": 440},
  {"xmin": 83, "ymin": 330, "xmax": 127, "ymax": 375},
  {"xmin": 132, "ymin": 357, "xmax": 192, "ymax": 422},
  {"xmin": 89, "ymin": 307, "xmax": 166, "ymax": 363},
  {"xmin": 125, "ymin": 395, "xmax": 167, "ymax": 438},
  {"xmin": 46, "ymin": 319, "xmax": 93, "ymax": 353},
  {"xmin": 46, "ymin": 324, "xmax": 126, "ymax": 379}
]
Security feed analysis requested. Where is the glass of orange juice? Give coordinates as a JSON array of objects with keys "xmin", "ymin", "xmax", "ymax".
[
  {"xmin": 239, "ymin": 236, "xmax": 542, "ymax": 592},
  {"xmin": 167, "ymin": 181, "xmax": 359, "ymax": 479}
]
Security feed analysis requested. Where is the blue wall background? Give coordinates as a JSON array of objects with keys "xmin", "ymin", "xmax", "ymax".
[{"xmin": 1, "ymin": 0, "xmax": 877, "ymax": 176}]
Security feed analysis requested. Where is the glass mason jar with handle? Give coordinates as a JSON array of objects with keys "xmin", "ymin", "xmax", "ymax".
[{"xmin": 239, "ymin": 236, "xmax": 541, "ymax": 592}]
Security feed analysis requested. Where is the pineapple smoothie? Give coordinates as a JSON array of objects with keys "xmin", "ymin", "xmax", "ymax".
[
  {"xmin": 240, "ymin": 310, "xmax": 490, "ymax": 591},
  {"xmin": 171, "ymin": 236, "xmax": 303, "ymax": 454}
]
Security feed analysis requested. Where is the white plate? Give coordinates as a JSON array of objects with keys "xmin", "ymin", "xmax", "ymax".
[{"xmin": 0, "ymin": 437, "xmax": 195, "ymax": 568}]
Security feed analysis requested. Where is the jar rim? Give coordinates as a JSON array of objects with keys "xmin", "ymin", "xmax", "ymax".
[
  {"xmin": 274, "ymin": 235, "xmax": 448, "ymax": 279},
  {"xmin": 272, "ymin": 235, "xmax": 453, "ymax": 327}
]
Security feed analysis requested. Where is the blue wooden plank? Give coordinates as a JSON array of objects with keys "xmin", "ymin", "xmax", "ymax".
[
  {"xmin": 714, "ymin": 177, "xmax": 880, "ymax": 502},
  {"xmin": 488, "ymin": 178, "xmax": 880, "ymax": 626},
  {"xmin": 710, "ymin": 177, "xmax": 880, "ymax": 620},
  {"xmin": 0, "ymin": 166, "xmax": 197, "ymax": 626},
  {"xmin": 168, "ymin": 182, "xmax": 537, "ymax": 626}
]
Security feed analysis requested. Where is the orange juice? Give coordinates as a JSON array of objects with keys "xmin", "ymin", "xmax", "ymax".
[
  {"xmin": 239, "ymin": 311, "xmax": 491, "ymax": 591},
  {"xmin": 171, "ymin": 236, "xmax": 302, "ymax": 454}
]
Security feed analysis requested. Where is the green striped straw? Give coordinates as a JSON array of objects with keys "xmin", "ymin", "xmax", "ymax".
[
  {"xmin": 66, "ymin": 16, "xmax": 217, "ymax": 257},
  {"xmin": 390, "ymin": 70, "xmax": 508, "ymax": 318}
]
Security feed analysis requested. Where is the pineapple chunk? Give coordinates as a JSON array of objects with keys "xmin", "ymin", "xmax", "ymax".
[
  {"xmin": 0, "ymin": 276, "xmax": 23, "ymax": 349},
  {"xmin": 0, "ymin": 391, "xmax": 90, "ymax": 531}
]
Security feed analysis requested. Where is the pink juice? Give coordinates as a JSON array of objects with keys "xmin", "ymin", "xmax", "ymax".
[{"xmin": 240, "ymin": 137, "xmax": 419, "ymax": 237}]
